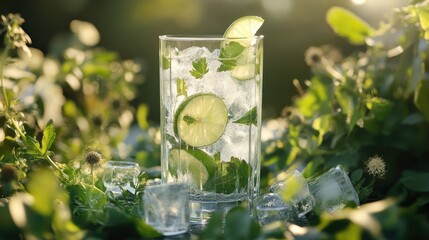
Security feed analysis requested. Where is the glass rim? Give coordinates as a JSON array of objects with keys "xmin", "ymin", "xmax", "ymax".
[{"xmin": 159, "ymin": 35, "xmax": 264, "ymax": 41}]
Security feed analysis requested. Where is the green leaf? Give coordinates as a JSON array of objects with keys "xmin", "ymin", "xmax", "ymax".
[
  {"xmin": 233, "ymin": 107, "xmax": 257, "ymax": 125},
  {"xmin": 26, "ymin": 136, "xmax": 42, "ymax": 155},
  {"xmin": 198, "ymin": 211, "xmax": 225, "ymax": 239},
  {"xmin": 135, "ymin": 219, "xmax": 161, "ymax": 238},
  {"xmin": 41, "ymin": 120, "xmax": 56, "ymax": 156},
  {"xmin": 218, "ymin": 41, "xmax": 245, "ymax": 72},
  {"xmin": 401, "ymin": 170, "xmax": 429, "ymax": 192},
  {"xmin": 312, "ymin": 115, "xmax": 331, "ymax": 145},
  {"xmin": 190, "ymin": 58, "xmax": 209, "ymax": 79},
  {"xmin": 366, "ymin": 97, "xmax": 394, "ymax": 121},
  {"xmin": 217, "ymin": 59, "xmax": 236, "ymax": 72},
  {"xmin": 183, "ymin": 115, "xmax": 197, "ymax": 125},
  {"xmin": 326, "ymin": 7, "xmax": 375, "ymax": 45},
  {"xmin": 176, "ymin": 78, "xmax": 187, "ymax": 97},
  {"xmin": 296, "ymin": 76, "xmax": 333, "ymax": 117},
  {"xmin": 224, "ymin": 207, "xmax": 261, "ymax": 239},
  {"xmin": 137, "ymin": 104, "xmax": 149, "ymax": 129},
  {"xmin": 27, "ymin": 170, "xmax": 62, "ymax": 215},
  {"xmin": 351, "ymin": 169, "xmax": 363, "ymax": 183},
  {"xmin": 214, "ymin": 157, "xmax": 250, "ymax": 194},
  {"xmin": 414, "ymin": 79, "xmax": 429, "ymax": 122},
  {"xmin": 220, "ymin": 41, "xmax": 246, "ymax": 58}
]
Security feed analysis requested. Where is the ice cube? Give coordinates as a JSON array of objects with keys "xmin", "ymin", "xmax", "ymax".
[
  {"xmin": 253, "ymin": 193, "xmax": 292, "ymax": 225},
  {"xmin": 102, "ymin": 161, "xmax": 140, "ymax": 197},
  {"xmin": 308, "ymin": 165, "xmax": 360, "ymax": 214},
  {"xmin": 270, "ymin": 170, "xmax": 314, "ymax": 217},
  {"xmin": 217, "ymin": 124, "xmax": 256, "ymax": 162},
  {"xmin": 143, "ymin": 183, "xmax": 190, "ymax": 236}
]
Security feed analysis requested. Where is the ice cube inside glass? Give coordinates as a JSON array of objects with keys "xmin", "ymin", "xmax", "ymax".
[
  {"xmin": 143, "ymin": 183, "xmax": 190, "ymax": 236},
  {"xmin": 308, "ymin": 165, "xmax": 360, "ymax": 214},
  {"xmin": 102, "ymin": 161, "xmax": 140, "ymax": 196},
  {"xmin": 270, "ymin": 170, "xmax": 314, "ymax": 217}
]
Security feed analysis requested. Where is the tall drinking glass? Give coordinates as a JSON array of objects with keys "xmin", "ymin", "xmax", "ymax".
[{"xmin": 159, "ymin": 35, "xmax": 263, "ymax": 223}]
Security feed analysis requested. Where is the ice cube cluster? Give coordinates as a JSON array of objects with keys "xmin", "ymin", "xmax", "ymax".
[{"xmin": 253, "ymin": 166, "xmax": 360, "ymax": 226}]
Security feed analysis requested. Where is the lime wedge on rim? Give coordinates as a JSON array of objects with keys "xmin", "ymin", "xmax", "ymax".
[
  {"xmin": 174, "ymin": 93, "xmax": 228, "ymax": 147},
  {"xmin": 222, "ymin": 16, "xmax": 264, "ymax": 80},
  {"xmin": 223, "ymin": 16, "xmax": 264, "ymax": 47},
  {"xmin": 169, "ymin": 148, "xmax": 216, "ymax": 188}
]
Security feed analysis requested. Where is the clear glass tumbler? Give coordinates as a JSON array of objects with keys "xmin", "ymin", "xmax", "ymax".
[{"xmin": 159, "ymin": 35, "xmax": 263, "ymax": 223}]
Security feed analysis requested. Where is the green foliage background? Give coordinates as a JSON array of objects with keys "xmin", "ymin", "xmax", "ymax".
[{"xmin": 0, "ymin": 0, "xmax": 429, "ymax": 239}]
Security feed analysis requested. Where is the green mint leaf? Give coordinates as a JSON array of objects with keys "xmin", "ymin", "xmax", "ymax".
[
  {"xmin": 161, "ymin": 56, "xmax": 170, "ymax": 69},
  {"xmin": 220, "ymin": 41, "xmax": 246, "ymax": 58},
  {"xmin": 41, "ymin": 119, "xmax": 56, "ymax": 155},
  {"xmin": 217, "ymin": 60, "xmax": 236, "ymax": 72},
  {"xmin": 217, "ymin": 41, "xmax": 245, "ymax": 72},
  {"xmin": 213, "ymin": 152, "xmax": 221, "ymax": 162},
  {"xmin": 190, "ymin": 58, "xmax": 209, "ymax": 79},
  {"xmin": 233, "ymin": 107, "xmax": 257, "ymax": 125},
  {"xmin": 183, "ymin": 115, "xmax": 197, "ymax": 125},
  {"xmin": 176, "ymin": 78, "xmax": 188, "ymax": 97},
  {"xmin": 231, "ymin": 157, "xmax": 250, "ymax": 188},
  {"xmin": 214, "ymin": 157, "xmax": 250, "ymax": 194}
]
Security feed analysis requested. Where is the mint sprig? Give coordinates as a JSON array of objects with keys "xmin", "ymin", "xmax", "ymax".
[
  {"xmin": 176, "ymin": 78, "xmax": 187, "ymax": 97},
  {"xmin": 213, "ymin": 157, "xmax": 250, "ymax": 194},
  {"xmin": 234, "ymin": 107, "xmax": 257, "ymax": 125},
  {"xmin": 217, "ymin": 41, "xmax": 245, "ymax": 72},
  {"xmin": 190, "ymin": 58, "xmax": 209, "ymax": 79}
]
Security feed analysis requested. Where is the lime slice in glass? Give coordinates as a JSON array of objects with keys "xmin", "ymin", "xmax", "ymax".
[
  {"xmin": 169, "ymin": 148, "xmax": 216, "ymax": 188},
  {"xmin": 230, "ymin": 63, "xmax": 256, "ymax": 80},
  {"xmin": 174, "ymin": 93, "xmax": 228, "ymax": 147}
]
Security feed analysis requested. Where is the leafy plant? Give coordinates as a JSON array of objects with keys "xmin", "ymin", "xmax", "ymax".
[
  {"xmin": 260, "ymin": 2, "xmax": 429, "ymax": 239},
  {"xmin": 0, "ymin": 14, "xmax": 161, "ymax": 239}
]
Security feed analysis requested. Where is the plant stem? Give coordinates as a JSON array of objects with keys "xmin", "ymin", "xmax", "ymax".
[
  {"xmin": 47, "ymin": 155, "xmax": 69, "ymax": 181},
  {"xmin": 91, "ymin": 165, "xmax": 95, "ymax": 187},
  {"xmin": 10, "ymin": 117, "xmax": 26, "ymax": 140},
  {"xmin": 1, "ymin": 45, "xmax": 11, "ymax": 110}
]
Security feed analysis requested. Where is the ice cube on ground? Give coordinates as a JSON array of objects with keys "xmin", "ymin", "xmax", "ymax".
[
  {"xmin": 143, "ymin": 183, "xmax": 190, "ymax": 236},
  {"xmin": 270, "ymin": 170, "xmax": 314, "ymax": 217},
  {"xmin": 253, "ymin": 193, "xmax": 292, "ymax": 225},
  {"xmin": 102, "ymin": 161, "xmax": 140, "ymax": 197},
  {"xmin": 308, "ymin": 165, "xmax": 360, "ymax": 214}
]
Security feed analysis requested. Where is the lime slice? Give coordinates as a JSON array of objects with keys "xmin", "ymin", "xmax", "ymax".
[
  {"xmin": 174, "ymin": 93, "xmax": 228, "ymax": 147},
  {"xmin": 223, "ymin": 16, "xmax": 264, "ymax": 47},
  {"xmin": 169, "ymin": 148, "xmax": 216, "ymax": 188},
  {"xmin": 230, "ymin": 63, "xmax": 255, "ymax": 80}
]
